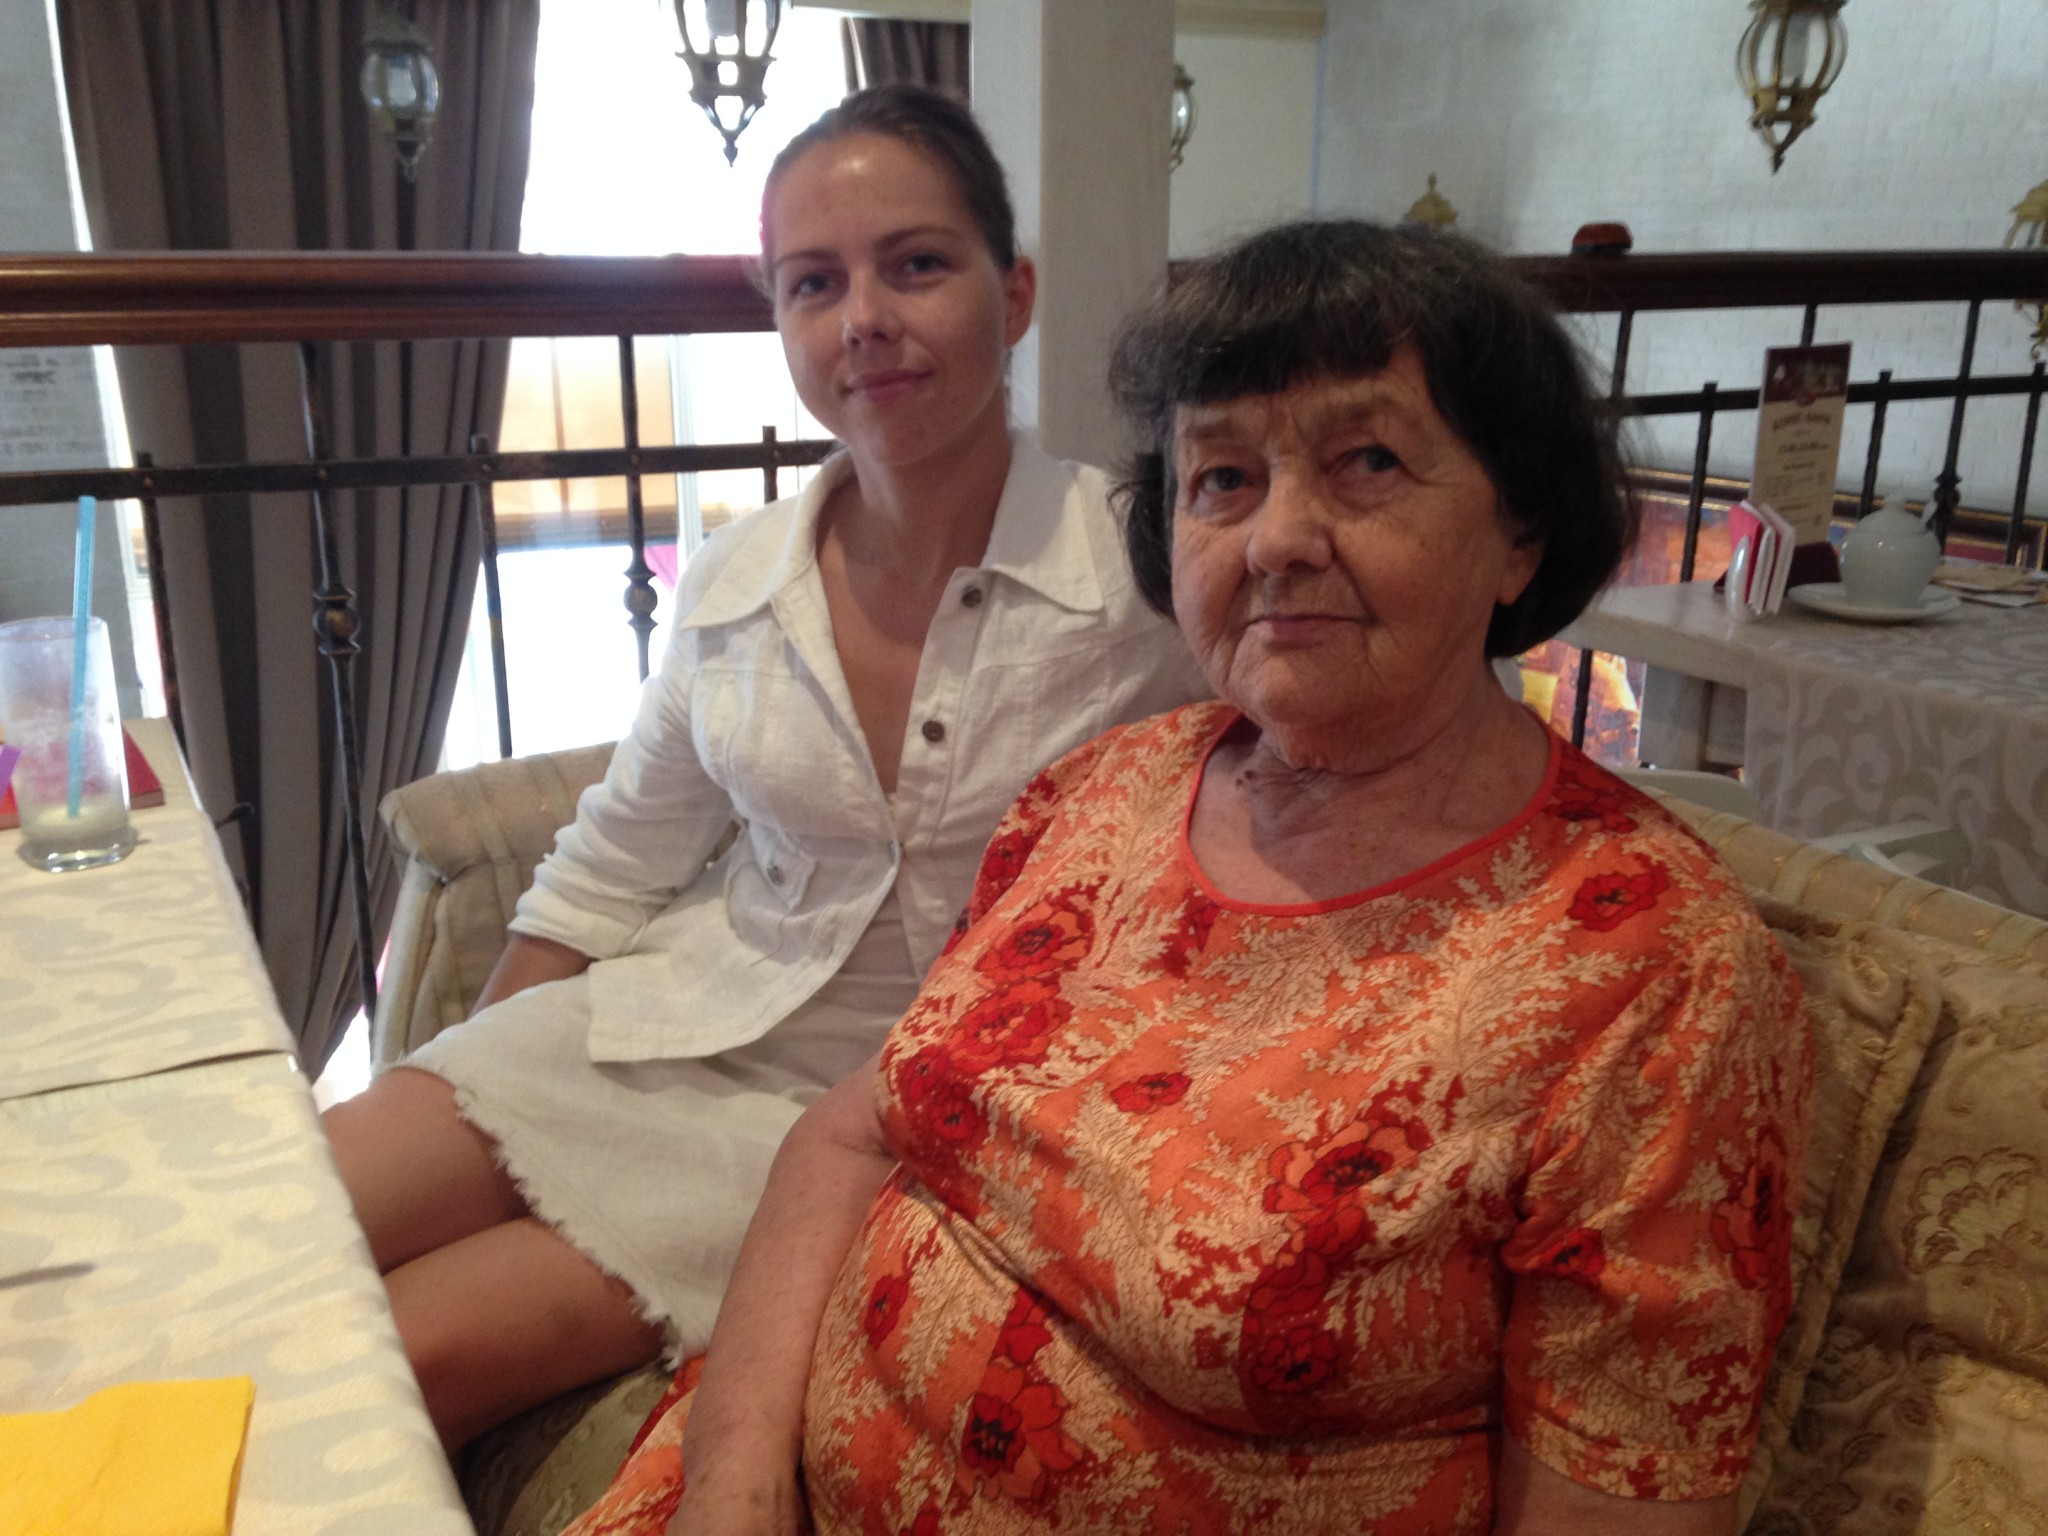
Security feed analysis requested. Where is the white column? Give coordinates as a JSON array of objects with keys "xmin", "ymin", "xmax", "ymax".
[{"xmin": 972, "ymin": 0, "xmax": 1174, "ymax": 469}]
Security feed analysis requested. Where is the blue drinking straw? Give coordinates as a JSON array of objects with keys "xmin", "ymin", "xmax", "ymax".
[{"xmin": 67, "ymin": 495, "xmax": 96, "ymax": 818}]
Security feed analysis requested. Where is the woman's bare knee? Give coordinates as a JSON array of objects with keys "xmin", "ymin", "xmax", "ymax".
[
  {"xmin": 323, "ymin": 1066, "xmax": 525, "ymax": 1271},
  {"xmin": 385, "ymin": 1218, "xmax": 664, "ymax": 1450}
]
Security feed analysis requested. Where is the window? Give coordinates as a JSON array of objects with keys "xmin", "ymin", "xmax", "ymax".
[{"xmin": 442, "ymin": 0, "xmax": 847, "ymax": 770}]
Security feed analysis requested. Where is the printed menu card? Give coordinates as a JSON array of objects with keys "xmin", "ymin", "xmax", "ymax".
[{"xmin": 1750, "ymin": 342, "xmax": 1851, "ymax": 547}]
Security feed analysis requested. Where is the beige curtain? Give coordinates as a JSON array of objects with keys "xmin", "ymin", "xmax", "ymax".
[
  {"xmin": 55, "ymin": 0, "xmax": 541, "ymax": 1070},
  {"xmin": 841, "ymin": 18, "xmax": 970, "ymax": 100}
]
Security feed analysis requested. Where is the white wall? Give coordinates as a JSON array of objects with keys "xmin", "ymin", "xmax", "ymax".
[
  {"xmin": 1314, "ymin": 0, "xmax": 2048, "ymax": 515},
  {"xmin": 0, "ymin": 0, "xmax": 144, "ymax": 715},
  {"xmin": 1169, "ymin": 30, "xmax": 1319, "ymax": 259}
]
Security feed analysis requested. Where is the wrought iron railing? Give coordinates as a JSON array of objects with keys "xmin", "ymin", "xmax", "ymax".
[
  {"xmin": 0, "ymin": 253, "xmax": 835, "ymax": 1017},
  {"xmin": 2, "ymin": 246, "xmax": 2044, "ymax": 1019}
]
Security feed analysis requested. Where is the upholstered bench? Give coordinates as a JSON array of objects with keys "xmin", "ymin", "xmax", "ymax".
[{"xmin": 373, "ymin": 750, "xmax": 2048, "ymax": 1536}]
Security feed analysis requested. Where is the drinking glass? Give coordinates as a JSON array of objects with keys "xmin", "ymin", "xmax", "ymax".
[{"xmin": 0, "ymin": 616, "xmax": 137, "ymax": 872}]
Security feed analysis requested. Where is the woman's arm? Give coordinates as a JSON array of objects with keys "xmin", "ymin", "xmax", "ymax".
[
  {"xmin": 470, "ymin": 932, "xmax": 594, "ymax": 1015},
  {"xmin": 1496, "ymin": 919, "xmax": 1800, "ymax": 1536},
  {"xmin": 510, "ymin": 565, "xmax": 744, "ymax": 966},
  {"xmin": 667, "ymin": 1053, "xmax": 897, "ymax": 1536},
  {"xmin": 1496, "ymin": 1439, "xmax": 1734, "ymax": 1536}
]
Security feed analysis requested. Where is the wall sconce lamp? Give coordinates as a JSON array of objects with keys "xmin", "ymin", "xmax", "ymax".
[
  {"xmin": 672, "ymin": 0, "xmax": 783, "ymax": 165},
  {"xmin": 359, "ymin": 6, "xmax": 441, "ymax": 183},
  {"xmin": 1401, "ymin": 175, "xmax": 1458, "ymax": 231},
  {"xmin": 1170, "ymin": 64, "xmax": 1196, "ymax": 172},
  {"xmin": 1735, "ymin": 0, "xmax": 1847, "ymax": 173}
]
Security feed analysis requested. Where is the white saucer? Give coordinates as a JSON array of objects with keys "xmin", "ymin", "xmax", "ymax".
[{"xmin": 1788, "ymin": 582, "xmax": 1961, "ymax": 624}]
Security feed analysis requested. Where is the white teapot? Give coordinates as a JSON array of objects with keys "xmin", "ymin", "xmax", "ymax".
[{"xmin": 1838, "ymin": 501, "xmax": 1939, "ymax": 609}]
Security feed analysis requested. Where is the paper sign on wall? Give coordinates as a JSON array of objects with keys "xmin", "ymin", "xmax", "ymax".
[{"xmin": 1750, "ymin": 343, "xmax": 1851, "ymax": 546}]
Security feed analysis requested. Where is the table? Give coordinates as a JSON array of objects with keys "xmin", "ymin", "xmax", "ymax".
[
  {"xmin": 1, "ymin": 719, "xmax": 473, "ymax": 1534},
  {"xmin": 0, "ymin": 721, "xmax": 294, "ymax": 1103},
  {"xmin": 1561, "ymin": 583, "xmax": 2048, "ymax": 919}
]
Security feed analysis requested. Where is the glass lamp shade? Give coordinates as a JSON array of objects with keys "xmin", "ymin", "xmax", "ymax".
[
  {"xmin": 360, "ymin": 10, "xmax": 441, "ymax": 181},
  {"xmin": 1169, "ymin": 63, "xmax": 1196, "ymax": 171},
  {"xmin": 672, "ymin": 0, "xmax": 784, "ymax": 165},
  {"xmin": 1735, "ymin": 0, "xmax": 1847, "ymax": 173}
]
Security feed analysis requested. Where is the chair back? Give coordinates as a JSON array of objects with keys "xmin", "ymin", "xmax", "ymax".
[{"xmin": 374, "ymin": 744, "xmax": 615, "ymax": 1063}]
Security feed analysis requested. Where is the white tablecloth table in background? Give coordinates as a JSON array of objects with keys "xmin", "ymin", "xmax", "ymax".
[
  {"xmin": 1, "ymin": 717, "xmax": 473, "ymax": 1534},
  {"xmin": 1562, "ymin": 582, "xmax": 2048, "ymax": 919}
]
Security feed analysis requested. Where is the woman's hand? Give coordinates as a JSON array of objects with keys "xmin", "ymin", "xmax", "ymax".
[
  {"xmin": 1495, "ymin": 1439, "xmax": 1734, "ymax": 1535},
  {"xmin": 471, "ymin": 932, "xmax": 593, "ymax": 1015},
  {"xmin": 660, "ymin": 1054, "xmax": 897, "ymax": 1535},
  {"xmin": 663, "ymin": 1464, "xmax": 804, "ymax": 1536},
  {"xmin": 667, "ymin": 1364, "xmax": 806, "ymax": 1536}
]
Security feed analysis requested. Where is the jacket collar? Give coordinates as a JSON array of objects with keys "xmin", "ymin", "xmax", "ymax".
[
  {"xmin": 678, "ymin": 433, "xmax": 1104, "ymax": 631},
  {"xmin": 980, "ymin": 436, "xmax": 1105, "ymax": 613}
]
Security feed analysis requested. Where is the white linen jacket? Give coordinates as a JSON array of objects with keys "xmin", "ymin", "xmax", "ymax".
[{"xmin": 510, "ymin": 437, "xmax": 1209, "ymax": 1064}]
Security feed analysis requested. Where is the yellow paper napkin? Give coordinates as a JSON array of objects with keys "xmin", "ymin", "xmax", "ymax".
[{"xmin": 0, "ymin": 1377, "xmax": 254, "ymax": 1536}]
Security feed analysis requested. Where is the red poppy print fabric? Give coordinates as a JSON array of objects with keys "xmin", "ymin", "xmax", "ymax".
[{"xmin": 571, "ymin": 705, "xmax": 1808, "ymax": 1536}]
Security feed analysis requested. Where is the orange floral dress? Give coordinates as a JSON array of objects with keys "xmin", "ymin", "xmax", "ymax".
[{"xmin": 568, "ymin": 703, "xmax": 1809, "ymax": 1536}]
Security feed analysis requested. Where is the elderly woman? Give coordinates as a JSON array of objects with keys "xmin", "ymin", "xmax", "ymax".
[{"xmin": 570, "ymin": 221, "xmax": 1809, "ymax": 1536}]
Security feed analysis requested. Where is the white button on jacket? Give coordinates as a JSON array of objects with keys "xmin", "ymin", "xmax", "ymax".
[{"xmin": 510, "ymin": 436, "xmax": 1209, "ymax": 1064}]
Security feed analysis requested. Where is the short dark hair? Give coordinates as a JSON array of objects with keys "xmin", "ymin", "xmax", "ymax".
[
  {"xmin": 760, "ymin": 84, "xmax": 1018, "ymax": 271},
  {"xmin": 1109, "ymin": 220, "xmax": 1636, "ymax": 659}
]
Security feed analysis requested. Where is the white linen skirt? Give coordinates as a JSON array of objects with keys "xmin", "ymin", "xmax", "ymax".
[{"xmin": 402, "ymin": 894, "xmax": 920, "ymax": 1360}]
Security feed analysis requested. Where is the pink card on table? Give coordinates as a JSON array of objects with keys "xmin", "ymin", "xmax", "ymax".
[
  {"xmin": 0, "ymin": 727, "xmax": 160, "ymax": 831},
  {"xmin": 1726, "ymin": 498, "xmax": 1794, "ymax": 615}
]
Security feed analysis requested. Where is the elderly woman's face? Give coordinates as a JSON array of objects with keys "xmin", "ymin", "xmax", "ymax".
[{"xmin": 1168, "ymin": 346, "xmax": 1540, "ymax": 756}]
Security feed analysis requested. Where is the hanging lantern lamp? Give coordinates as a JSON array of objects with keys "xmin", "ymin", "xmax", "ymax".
[
  {"xmin": 1169, "ymin": 64, "xmax": 1196, "ymax": 172},
  {"xmin": 1735, "ymin": 0, "xmax": 1847, "ymax": 173},
  {"xmin": 672, "ymin": 0, "xmax": 784, "ymax": 165},
  {"xmin": 359, "ymin": 7, "xmax": 441, "ymax": 182}
]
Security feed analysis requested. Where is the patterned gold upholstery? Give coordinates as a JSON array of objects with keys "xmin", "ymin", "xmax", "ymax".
[
  {"xmin": 458, "ymin": 1366, "xmax": 671, "ymax": 1536},
  {"xmin": 1746, "ymin": 929, "xmax": 2048, "ymax": 1534},
  {"xmin": 1655, "ymin": 796, "xmax": 2048, "ymax": 967},
  {"xmin": 374, "ymin": 765, "xmax": 2048, "ymax": 1536},
  {"xmin": 374, "ymin": 744, "xmax": 615, "ymax": 1064},
  {"xmin": 1652, "ymin": 792, "xmax": 2048, "ymax": 1533},
  {"xmin": 1734, "ymin": 900, "xmax": 1946, "ymax": 1525}
]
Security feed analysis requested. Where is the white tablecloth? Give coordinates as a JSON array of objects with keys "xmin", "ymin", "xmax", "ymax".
[
  {"xmin": 1563, "ymin": 583, "xmax": 2048, "ymax": 918},
  {"xmin": 2, "ymin": 720, "xmax": 475, "ymax": 1535},
  {"xmin": 0, "ymin": 1054, "xmax": 470, "ymax": 1533},
  {"xmin": 0, "ymin": 793, "xmax": 295, "ymax": 1102}
]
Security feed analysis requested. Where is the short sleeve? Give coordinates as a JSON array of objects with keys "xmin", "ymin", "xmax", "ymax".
[
  {"xmin": 941, "ymin": 730, "xmax": 1117, "ymax": 955},
  {"xmin": 1500, "ymin": 916, "xmax": 1810, "ymax": 1500}
]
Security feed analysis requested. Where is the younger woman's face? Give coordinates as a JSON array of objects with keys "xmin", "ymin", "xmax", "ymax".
[{"xmin": 763, "ymin": 132, "xmax": 1034, "ymax": 472}]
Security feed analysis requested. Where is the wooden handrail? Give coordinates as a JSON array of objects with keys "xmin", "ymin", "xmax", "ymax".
[
  {"xmin": 0, "ymin": 252, "xmax": 772, "ymax": 346},
  {"xmin": 2, "ymin": 248, "xmax": 2046, "ymax": 347},
  {"xmin": 1510, "ymin": 248, "xmax": 2048, "ymax": 314}
]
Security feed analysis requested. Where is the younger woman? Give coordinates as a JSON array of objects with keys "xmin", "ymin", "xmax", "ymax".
[{"xmin": 322, "ymin": 85, "xmax": 1204, "ymax": 1449}]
